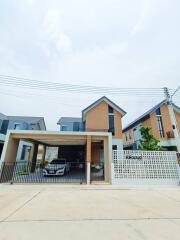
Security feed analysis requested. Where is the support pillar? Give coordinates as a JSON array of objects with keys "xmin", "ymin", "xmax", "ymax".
[
  {"xmin": 104, "ymin": 138, "xmax": 110, "ymax": 183},
  {"xmin": 0, "ymin": 134, "xmax": 20, "ymax": 182},
  {"xmin": 86, "ymin": 136, "xmax": 91, "ymax": 184},
  {"xmin": 31, "ymin": 143, "xmax": 39, "ymax": 173},
  {"xmin": 42, "ymin": 145, "xmax": 46, "ymax": 164}
]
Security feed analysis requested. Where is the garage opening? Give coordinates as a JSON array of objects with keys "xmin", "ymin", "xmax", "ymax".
[{"xmin": 12, "ymin": 143, "xmax": 86, "ymax": 184}]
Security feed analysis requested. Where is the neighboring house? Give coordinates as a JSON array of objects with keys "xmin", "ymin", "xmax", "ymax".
[
  {"xmin": 57, "ymin": 96, "xmax": 126, "ymax": 150},
  {"xmin": 0, "ymin": 113, "xmax": 7, "ymax": 157},
  {"xmin": 57, "ymin": 117, "xmax": 84, "ymax": 132},
  {"xmin": 0, "ymin": 114, "xmax": 46, "ymax": 160},
  {"xmin": 123, "ymin": 100, "xmax": 180, "ymax": 151}
]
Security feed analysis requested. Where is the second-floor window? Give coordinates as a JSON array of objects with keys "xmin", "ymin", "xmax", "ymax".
[
  {"xmin": 125, "ymin": 134, "xmax": 128, "ymax": 141},
  {"xmin": 61, "ymin": 125, "xmax": 67, "ymax": 131},
  {"xmin": 156, "ymin": 108, "xmax": 164, "ymax": 138},
  {"xmin": 14, "ymin": 123, "xmax": 21, "ymax": 130},
  {"xmin": 73, "ymin": 122, "xmax": 80, "ymax": 131},
  {"xmin": 108, "ymin": 105, "xmax": 115, "ymax": 135}
]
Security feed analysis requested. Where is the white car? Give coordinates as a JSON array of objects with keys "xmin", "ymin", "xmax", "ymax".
[{"xmin": 43, "ymin": 159, "xmax": 70, "ymax": 176}]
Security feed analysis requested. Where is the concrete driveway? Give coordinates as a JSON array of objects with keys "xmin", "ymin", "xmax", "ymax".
[{"xmin": 0, "ymin": 184, "xmax": 180, "ymax": 240}]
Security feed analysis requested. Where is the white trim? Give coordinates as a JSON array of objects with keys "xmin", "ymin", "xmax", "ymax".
[
  {"xmin": 108, "ymin": 134, "xmax": 113, "ymax": 184},
  {"xmin": 7, "ymin": 130, "xmax": 112, "ymax": 138}
]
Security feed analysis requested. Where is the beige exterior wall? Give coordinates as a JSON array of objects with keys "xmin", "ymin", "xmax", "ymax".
[
  {"xmin": 160, "ymin": 104, "xmax": 172, "ymax": 139},
  {"xmin": 85, "ymin": 101, "xmax": 109, "ymax": 132},
  {"xmin": 85, "ymin": 100, "xmax": 123, "ymax": 139},
  {"xmin": 147, "ymin": 112, "xmax": 160, "ymax": 139},
  {"xmin": 174, "ymin": 110, "xmax": 180, "ymax": 134},
  {"xmin": 91, "ymin": 143, "xmax": 101, "ymax": 164},
  {"xmin": 114, "ymin": 109, "xmax": 123, "ymax": 139}
]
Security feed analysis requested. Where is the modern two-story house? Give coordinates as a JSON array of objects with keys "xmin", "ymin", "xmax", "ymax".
[
  {"xmin": 0, "ymin": 114, "xmax": 46, "ymax": 160},
  {"xmin": 0, "ymin": 96, "xmax": 126, "ymax": 184},
  {"xmin": 123, "ymin": 100, "xmax": 180, "ymax": 151}
]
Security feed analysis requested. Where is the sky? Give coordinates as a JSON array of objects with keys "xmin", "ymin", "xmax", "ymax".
[{"xmin": 0, "ymin": 0, "xmax": 180, "ymax": 130}]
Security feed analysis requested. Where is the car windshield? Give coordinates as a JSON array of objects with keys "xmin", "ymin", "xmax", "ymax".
[{"xmin": 50, "ymin": 159, "xmax": 66, "ymax": 164}]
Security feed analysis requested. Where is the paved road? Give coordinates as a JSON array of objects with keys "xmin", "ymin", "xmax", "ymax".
[{"xmin": 0, "ymin": 184, "xmax": 180, "ymax": 240}]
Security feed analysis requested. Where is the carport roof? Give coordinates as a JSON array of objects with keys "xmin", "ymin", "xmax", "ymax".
[{"xmin": 7, "ymin": 130, "xmax": 111, "ymax": 146}]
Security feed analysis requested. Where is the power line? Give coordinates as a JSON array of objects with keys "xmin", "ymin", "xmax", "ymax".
[
  {"xmin": 0, "ymin": 88, "xmax": 163, "ymax": 102},
  {"xmin": 0, "ymin": 74, "xmax": 169, "ymax": 96}
]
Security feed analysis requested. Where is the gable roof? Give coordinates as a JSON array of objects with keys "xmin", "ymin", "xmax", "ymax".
[
  {"xmin": 82, "ymin": 96, "xmax": 126, "ymax": 120},
  {"xmin": 57, "ymin": 117, "xmax": 82, "ymax": 125},
  {"xmin": 7, "ymin": 116, "xmax": 44, "ymax": 124},
  {"xmin": 123, "ymin": 99, "xmax": 180, "ymax": 132}
]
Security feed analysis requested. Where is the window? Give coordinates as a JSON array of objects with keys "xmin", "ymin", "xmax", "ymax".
[
  {"xmin": 21, "ymin": 145, "xmax": 31, "ymax": 160},
  {"xmin": 73, "ymin": 122, "xmax": 80, "ymax": 131},
  {"xmin": 1, "ymin": 120, "xmax": 9, "ymax": 134},
  {"xmin": 108, "ymin": 105, "xmax": 114, "ymax": 114},
  {"xmin": 31, "ymin": 124, "xmax": 36, "ymax": 130},
  {"xmin": 61, "ymin": 125, "xmax": 67, "ymax": 131},
  {"xmin": 156, "ymin": 108, "xmax": 164, "ymax": 138},
  {"xmin": 157, "ymin": 116, "xmax": 164, "ymax": 138},
  {"xmin": 108, "ymin": 115, "xmax": 115, "ymax": 135},
  {"xmin": 156, "ymin": 108, "xmax": 161, "ymax": 116},
  {"xmin": 113, "ymin": 145, "xmax": 117, "ymax": 150},
  {"xmin": 108, "ymin": 105, "xmax": 115, "ymax": 135},
  {"xmin": 14, "ymin": 123, "xmax": 21, "ymax": 130},
  {"xmin": 126, "ymin": 134, "xmax": 128, "ymax": 141}
]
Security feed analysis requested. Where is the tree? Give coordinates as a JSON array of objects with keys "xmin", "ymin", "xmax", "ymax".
[{"xmin": 138, "ymin": 126, "xmax": 164, "ymax": 151}]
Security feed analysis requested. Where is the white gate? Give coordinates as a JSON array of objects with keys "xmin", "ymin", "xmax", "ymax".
[{"xmin": 112, "ymin": 150, "xmax": 180, "ymax": 185}]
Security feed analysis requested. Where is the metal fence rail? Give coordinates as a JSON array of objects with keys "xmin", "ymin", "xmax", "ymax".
[
  {"xmin": 0, "ymin": 161, "xmax": 86, "ymax": 184},
  {"xmin": 112, "ymin": 150, "xmax": 180, "ymax": 185}
]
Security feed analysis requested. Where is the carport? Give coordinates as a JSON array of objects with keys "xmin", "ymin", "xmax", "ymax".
[{"xmin": 0, "ymin": 130, "xmax": 112, "ymax": 184}]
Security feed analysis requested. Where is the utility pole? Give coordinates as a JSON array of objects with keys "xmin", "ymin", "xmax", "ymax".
[{"xmin": 164, "ymin": 87, "xmax": 180, "ymax": 152}]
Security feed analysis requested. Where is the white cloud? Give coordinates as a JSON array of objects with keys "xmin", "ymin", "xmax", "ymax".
[
  {"xmin": 41, "ymin": 9, "xmax": 72, "ymax": 56},
  {"xmin": 131, "ymin": 0, "xmax": 153, "ymax": 35}
]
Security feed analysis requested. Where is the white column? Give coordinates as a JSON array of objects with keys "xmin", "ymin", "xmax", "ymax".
[{"xmin": 86, "ymin": 162, "xmax": 91, "ymax": 185}]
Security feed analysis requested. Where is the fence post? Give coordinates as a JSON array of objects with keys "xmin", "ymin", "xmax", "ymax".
[{"xmin": 111, "ymin": 163, "xmax": 115, "ymax": 184}]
